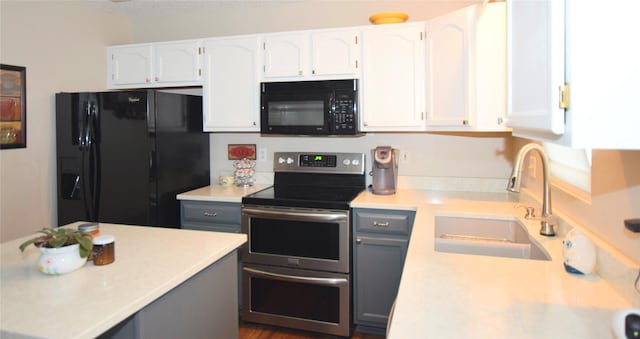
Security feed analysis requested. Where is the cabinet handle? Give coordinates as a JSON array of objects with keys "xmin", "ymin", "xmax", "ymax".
[
  {"xmin": 373, "ymin": 221, "xmax": 389, "ymax": 227},
  {"xmin": 356, "ymin": 238, "xmax": 362, "ymax": 244},
  {"xmin": 203, "ymin": 212, "xmax": 218, "ymax": 217}
]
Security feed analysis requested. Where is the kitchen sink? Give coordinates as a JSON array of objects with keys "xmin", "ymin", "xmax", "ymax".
[{"xmin": 434, "ymin": 215, "xmax": 551, "ymax": 261}]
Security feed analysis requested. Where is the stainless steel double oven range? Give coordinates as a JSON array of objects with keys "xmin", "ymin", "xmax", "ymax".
[{"xmin": 241, "ymin": 152, "xmax": 366, "ymax": 337}]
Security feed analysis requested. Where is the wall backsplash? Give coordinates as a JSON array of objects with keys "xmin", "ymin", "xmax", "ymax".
[{"xmin": 209, "ymin": 132, "xmax": 514, "ymax": 187}]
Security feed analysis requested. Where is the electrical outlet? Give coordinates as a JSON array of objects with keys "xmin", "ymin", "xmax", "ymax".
[
  {"xmin": 400, "ymin": 150, "xmax": 410, "ymax": 164},
  {"xmin": 258, "ymin": 148, "xmax": 267, "ymax": 162},
  {"xmin": 528, "ymin": 155, "xmax": 537, "ymax": 179}
]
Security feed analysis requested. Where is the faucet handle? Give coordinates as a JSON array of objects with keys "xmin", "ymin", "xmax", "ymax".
[{"xmin": 515, "ymin": 205, "xmax": 536, "ymax": 219}]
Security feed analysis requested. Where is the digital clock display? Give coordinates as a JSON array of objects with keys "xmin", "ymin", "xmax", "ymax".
[{"xmin": 300, "ymin": 154, "xmax": 337, "ymax": 167}]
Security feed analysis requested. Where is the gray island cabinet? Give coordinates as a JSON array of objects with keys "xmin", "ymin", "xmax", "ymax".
[
  {"xmin": 352, "ymin": 208, "xmax": 415, "ymax": 333},
  {"xmin": 0, "ymin": 223, "xmax": 246, "ymax": 339}
]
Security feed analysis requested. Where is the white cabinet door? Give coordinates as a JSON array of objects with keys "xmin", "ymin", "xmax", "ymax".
[
  {"xmin": 425, "ymin": 6, "xmax": 473, "ymax": 128},
  {"xmin": 263, "ymin": 30, "xmax": 359, "ymax": 80},
  {"xmin": 154, "ymin": 41, "xmax": 202, "ymax": 84},
  {"xmin": 202, "ymin": 36, "xmax": 261, "ymax": 132},
  {"xmin": 107, "ymin": 41, "xmax": 202, "ymax": 88},
  {"xmin": 425, "ymin": 3, "xmax": 507, "ymax": 132},
  {"xmin": 263, "ymin": 33, "xmax": 308, "ymax": 78},
  {"xmin": 310, "ymin": 29, "xmax": 359, "ymax": 77},
  {"xmin": 507, "ymin": 0, "xmax": 640, "ymax": 149},
  {"xmin": 473, "ymin": 3, "xmax": 508, "ymax": 131},
  {"xmin": 361, "ymin": 23, "xmax": 426, "ymax": 131},
  {"xmin": 108, "ymin": 45, "xmax": 153, "ymax": 87},
  {"xmin": 506, "ymin": 0, "xmax": 565, "ymax": 136}
]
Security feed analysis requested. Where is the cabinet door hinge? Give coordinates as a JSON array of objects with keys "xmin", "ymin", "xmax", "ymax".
[
  {"xmin": 198, "ymin": 68, "xmax": 202, "ymax": 77},
  {"xmin": 355, "ymin": 35, "xmax": 358, "ymax": 45},
  {"xmin": 559, "ymin": 83, "xmax": 570, "ymax": 110},
  {"xmin": 355, "ymin": 60, "xmax": 358, "ymax": 69}
]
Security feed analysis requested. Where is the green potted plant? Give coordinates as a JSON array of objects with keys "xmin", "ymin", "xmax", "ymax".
[{"xmin": 19, "ymin": 228, "xmax": 93, "ymax": 275}]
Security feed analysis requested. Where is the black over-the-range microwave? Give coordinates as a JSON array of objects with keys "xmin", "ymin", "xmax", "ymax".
[{"xmin": 260, "ymin": 79, "xmax": 359, "ymax": 136}]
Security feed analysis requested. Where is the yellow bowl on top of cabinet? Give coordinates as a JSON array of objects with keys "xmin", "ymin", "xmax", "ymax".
[{"xmin": 369, "ymin": 12, "xmax": 409, "ymax": 24}]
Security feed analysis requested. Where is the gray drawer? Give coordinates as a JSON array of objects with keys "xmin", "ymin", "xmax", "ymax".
[
  {"xmin": 181, "ymin": 201, "xmax": 241, "ymax": 225},
  {"xmin": 354, "ymin": 209, "xmax": 415, "ymax": 236}
]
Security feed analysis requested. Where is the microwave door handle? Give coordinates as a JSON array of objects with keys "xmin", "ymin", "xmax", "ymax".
[
  {"xmin": 242, "ymin": 207, "xmax": 347, "ymax": 222},
  {"xmin": 243, "ymin": 267, "xmax": 348, "ymax": 286}
]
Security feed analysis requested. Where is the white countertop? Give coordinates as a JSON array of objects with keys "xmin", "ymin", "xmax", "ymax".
[
  {"xmin": 176, "ymin": 184, "xmax": 270, "ymax": 203},
  {"xmin": 0, "ymin": 223, "xmax": 246, "ymax": 339},
  {"xmin": 352, "ymin": 189, "xmax": 636, "ymax": 338}
]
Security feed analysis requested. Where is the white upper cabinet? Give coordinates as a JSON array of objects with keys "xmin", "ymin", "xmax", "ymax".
[
  {"xmin": 107, "ymin": 45, "xmax": 153, "ymax": 87},
  {"xmin": 310, "ymin": 30, "xmax": 360, "ymax": 77},
  {"xmin": 507, "ymin": 0, "xmax": 640, "ymax": 149},
  {"xmin": 425, "ymin": 6, "xmax": 473, "ymax": 129},
  {"xmin": 153, "ymin": 41, "xmax": 202, "ymax": 84},
  {"xmin": 107, "ymin": 40, "xmax": 202, "ymax": 88},
  {"xmin": 506, "ymin": 0, "xmax": 565, "ymax": 137},
  {"xmin": 360, "ymin": 23, "xmax": 426, "ymax": 131},
  {"xmin": 262, "ymin": 29, "xmax": 360, "ymax": 81},
  {"xmin": 425, "ymin": 3, "xmax": 508, "ymax": 132},
  {"xmin": 202, "ymin": 36, "xmax": 261, "ymax": 132},
  {"xmin": 263, "ymin": 33, "xmax": 308, "ymax": 78}
]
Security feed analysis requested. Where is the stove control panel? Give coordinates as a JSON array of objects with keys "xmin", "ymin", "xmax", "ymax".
[{"xmin": 274, "ymin": 152, "xmax": 365, "ymax": 175}]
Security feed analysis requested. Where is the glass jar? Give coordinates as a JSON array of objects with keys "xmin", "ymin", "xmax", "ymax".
[
  {"xmin": 92, "ymin": 234, "xmax": 115, "ymax": 266},
  {"xmin": 233, "ymin": 158, "xmax": 256, "ymax": 187},
  {"xmin": 78, "ymin": 223, "xmax": 100, "ymax": 238}
]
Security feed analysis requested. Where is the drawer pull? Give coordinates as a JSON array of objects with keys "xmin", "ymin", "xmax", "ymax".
[
  {"xmin": 373, "ymin": 221, "xmax": 389, "ymax": 227},
  {"xmin": 203, "ymin": 212, "xmax": 218, "ymax": 217}
]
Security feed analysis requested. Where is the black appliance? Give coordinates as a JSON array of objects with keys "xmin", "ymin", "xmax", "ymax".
[
  {"xmin": 241, "ymin": 152, "xmax": 365, "ymax": 337},
  {"xmin": 55, "ymin": 90, "xmax": 209, "ymax": 228},
  {"xmin": 260, "ymin": 79, "xmax": 359, "ymax": 136}
]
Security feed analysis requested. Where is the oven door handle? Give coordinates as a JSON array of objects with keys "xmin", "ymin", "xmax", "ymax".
[
  {"xmin": 243, "ymin": 267, "xmax": 348, "ymax": 286},
  {"xmin": 242, "ymin": 207, "xmax": 347, "ymax": 222}
]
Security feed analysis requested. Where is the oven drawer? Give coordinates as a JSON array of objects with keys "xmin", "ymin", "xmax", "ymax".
[
  {"xmin": 181, "ymin": 201, "xmax": 241, "ymax": 226},
  {"xmin": 354, "ymin": 208, "xmax": 415, "ymax": 236}
]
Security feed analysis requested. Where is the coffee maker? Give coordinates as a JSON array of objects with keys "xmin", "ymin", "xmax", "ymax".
[{"xmin": 371, "ymin": 146, "xmax": 399, "ymax": 195}]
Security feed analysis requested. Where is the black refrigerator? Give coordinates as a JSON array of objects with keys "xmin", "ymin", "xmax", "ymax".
[{"xmin": 55, "ymin": 90, "xmax": 209, "ymax": 228}]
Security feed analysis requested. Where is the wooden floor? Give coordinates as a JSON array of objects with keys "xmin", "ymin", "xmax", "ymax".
[{"xmin": 239, "ymin": 321, "xmax": 384, "ymax": 339}]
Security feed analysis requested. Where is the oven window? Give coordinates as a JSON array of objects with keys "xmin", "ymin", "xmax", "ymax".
[
  {"xmin": 250, "ymin": 276, "xmax": 340, "ymax": 323},
  {"xmin": 268, "ymin": 101, "xmax": 324, "ymax": 126},
  {"xmin": 250, "ymin": 217, "xmax": 339, "ymax": 260}
]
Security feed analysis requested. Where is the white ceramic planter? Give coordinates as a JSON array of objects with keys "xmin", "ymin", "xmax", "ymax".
[{"xmin": 38, "ymin": 244, "xmax": 87, "ymax": 275}]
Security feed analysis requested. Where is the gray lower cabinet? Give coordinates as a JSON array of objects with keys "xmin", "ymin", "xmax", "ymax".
[
  {"xmin": 181, "ymin": 200, "xmax": 241, "ymax": 233},
  {"xmin": 180, "ymin": 199, "xmax": 244, "ymax": 311},
  {"xmin": 352, "ymin": 208, "xmax": 415, "ymax": 332}
]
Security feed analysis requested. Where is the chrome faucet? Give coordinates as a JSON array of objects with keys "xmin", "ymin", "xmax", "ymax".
[{"xmin": 507, "ymin": 143, "xmax": 555, "ymax": 236}]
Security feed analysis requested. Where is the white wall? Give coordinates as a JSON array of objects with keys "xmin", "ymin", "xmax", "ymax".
[
  {"xmin": 209, "ymin": 132, "xmax": 513, "ymax": 188},
  {"xmin": 0, "ymin": 1, "xmax": 131, "ymax": 241},
  {"xmin": 129, "ymin": 1, "xmax": 476, "ymax": 41}
]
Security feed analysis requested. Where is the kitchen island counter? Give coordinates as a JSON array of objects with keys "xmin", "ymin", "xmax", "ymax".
[
  {"xmin": 0, "ymin": 223, "xmax": 246, "ymax": 338},
  {"xmin": 352, "ymin": 189, "xmax": 637, "ymax": 338}
]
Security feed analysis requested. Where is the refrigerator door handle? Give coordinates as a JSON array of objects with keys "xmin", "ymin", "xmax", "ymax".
[
  {"xmin": 79, "ymin": 103, "xmax": 91, "ymax": 150},
  {"xmin": 80, "ymin": 102, "xmax": 100, "ymax": 221}
]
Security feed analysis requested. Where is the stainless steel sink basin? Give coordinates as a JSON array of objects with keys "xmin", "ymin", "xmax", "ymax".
[{"xmin": 434, "ymin": 215, "xmax": 551, "ymax": 261}]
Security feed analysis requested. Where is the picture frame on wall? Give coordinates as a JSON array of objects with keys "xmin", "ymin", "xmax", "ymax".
[{"xmin": 0, "ymin": 64, "xmax": 27, "ymax": 149}]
